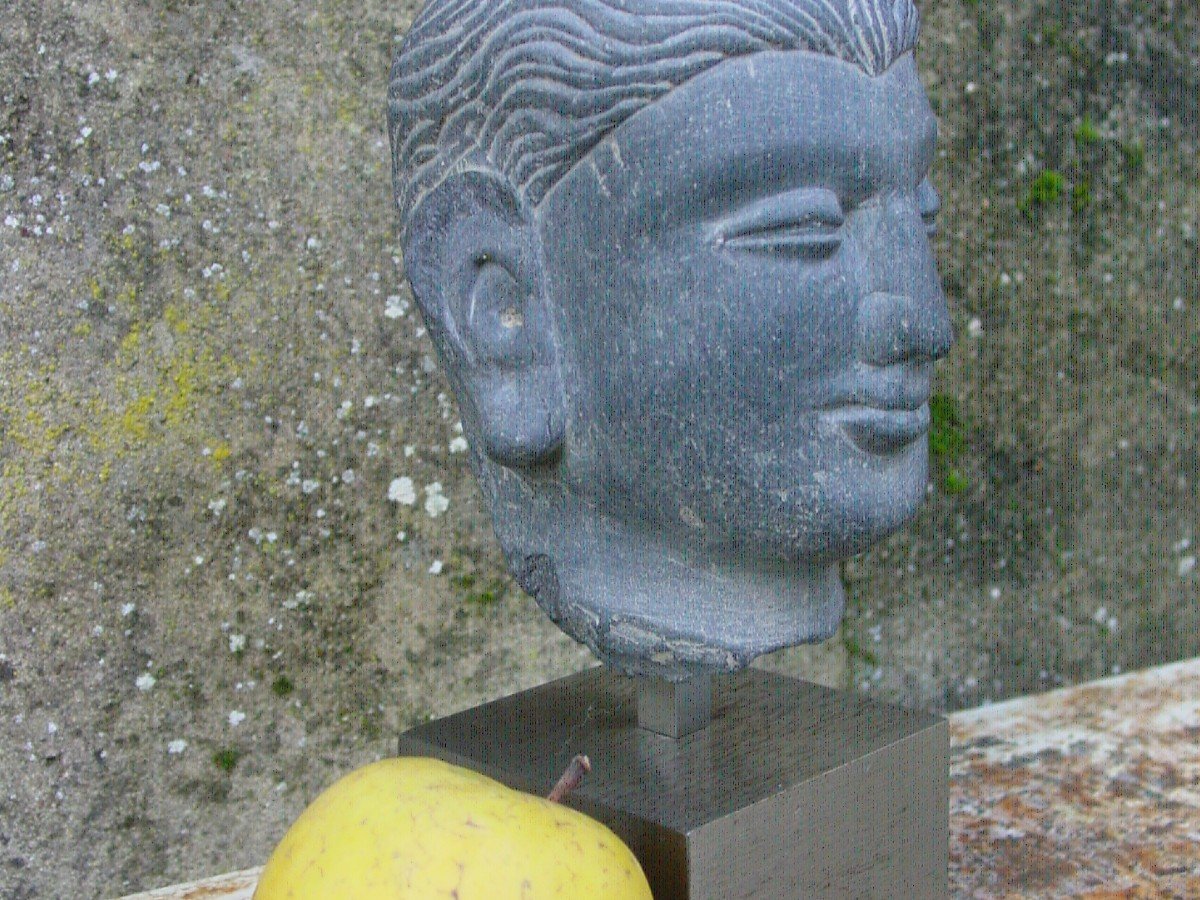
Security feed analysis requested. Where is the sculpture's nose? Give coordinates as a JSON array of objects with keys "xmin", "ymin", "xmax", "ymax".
[
  {"xmin": 856, "ymin": 290, "xmax": 954, "ymax": 366},
  {"xmin": 854, "ymin": 192, "xmax": 955, "ymax": 367}
]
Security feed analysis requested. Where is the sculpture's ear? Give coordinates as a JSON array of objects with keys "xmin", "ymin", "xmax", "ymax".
[{"xmin": 403, "ymin": 169, "xmax": 564, "ymax": 468}]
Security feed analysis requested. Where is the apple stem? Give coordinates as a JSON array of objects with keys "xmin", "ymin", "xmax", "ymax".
[{"xmin": 547, "ymin": 754, "xmax": 591, "ymax": 803}]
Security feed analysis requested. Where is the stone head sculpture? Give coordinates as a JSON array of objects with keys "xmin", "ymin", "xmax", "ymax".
[{"xmin": 388, "ymin": 0, "xmax": 954, "ymax": 680}]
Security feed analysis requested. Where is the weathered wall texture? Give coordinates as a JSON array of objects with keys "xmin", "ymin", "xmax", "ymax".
[{"xmin": 0, "ymin": 0, "xmax": 1195, "ymax": 896}]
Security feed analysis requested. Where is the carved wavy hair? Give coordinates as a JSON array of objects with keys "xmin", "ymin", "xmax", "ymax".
[{"xmin": 389, "ymin": 0, "xmax": 920, "ymax": 231}]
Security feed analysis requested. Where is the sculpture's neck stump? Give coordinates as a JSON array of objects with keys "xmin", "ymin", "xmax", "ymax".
[{"xmin": 507, "ymin": 497, "xmax": 846, "ymax": 681}]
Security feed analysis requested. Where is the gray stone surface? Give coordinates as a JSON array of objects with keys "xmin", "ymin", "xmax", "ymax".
[
  {"xmin": 389, "ymin": 2, "xmax": 953, "ymax": 679},
  {"xmin": 0, "ymin": 0, "xmax": 1195, "ymax": 897}
]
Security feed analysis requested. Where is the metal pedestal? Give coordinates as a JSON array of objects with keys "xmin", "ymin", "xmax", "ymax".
[{"xmin": 399, "ymin": 667, "xmax": 947, "ymax": 899}]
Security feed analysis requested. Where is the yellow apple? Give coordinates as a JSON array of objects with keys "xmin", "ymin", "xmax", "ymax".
[{"xmin": 253, "ymin": 756, "xmax": 653, "ymax": 899}]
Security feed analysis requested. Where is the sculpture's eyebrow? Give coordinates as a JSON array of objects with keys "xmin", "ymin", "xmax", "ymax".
[
  {"xmin": 829, "ymin": 112, "xmax": 939, "ymax": 198},
  {"xmin": 689, "ymin": 113, "xmax": 939, "ymax": 219}
]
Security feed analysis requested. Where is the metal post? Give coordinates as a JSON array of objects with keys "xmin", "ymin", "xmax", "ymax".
[{"xmin": 637, "ymin": 674, "xmax": 713, "ymax": 738}]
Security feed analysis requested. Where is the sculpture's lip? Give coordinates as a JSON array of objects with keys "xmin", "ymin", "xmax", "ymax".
[
  {"xmin": 827, "ymin": 368, "xmax": 932, "ymax": 415},
  {"xmin": 826, "ymin": 403, "xmax": 930, "ymax": 455}
]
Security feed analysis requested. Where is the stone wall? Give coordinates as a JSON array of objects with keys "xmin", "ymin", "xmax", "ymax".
[{"xmin": 0, "ymin": 0, "xmax": 1195, "ymax": 895}]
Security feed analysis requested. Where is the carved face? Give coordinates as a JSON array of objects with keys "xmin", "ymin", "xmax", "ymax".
[{"xmin": 536, "ymin": 50, "xmax": 953, "ymax": 567}]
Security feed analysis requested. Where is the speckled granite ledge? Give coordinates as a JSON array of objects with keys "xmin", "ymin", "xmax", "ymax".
[
  {"xmin": 950, "ymin": 657, "xmax": 1200, "ymax": 899},
  {"xmin": 123, "ymin": 658, "xmax": 1200, "ymax": 900}
]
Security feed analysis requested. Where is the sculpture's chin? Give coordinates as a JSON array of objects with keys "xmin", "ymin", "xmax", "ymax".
[
  {"xmin": 717, "ymin": 449, "xmax": 931, "ymax": 564},
  {"xmin": 828, "ymin": 443, "xmax": 930, "ymax": 551}
]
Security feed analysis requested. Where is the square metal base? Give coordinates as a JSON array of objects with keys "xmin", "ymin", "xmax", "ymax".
[{"xmin": 399, "ymin": 667, "xmax": 947, "ymax": 899}]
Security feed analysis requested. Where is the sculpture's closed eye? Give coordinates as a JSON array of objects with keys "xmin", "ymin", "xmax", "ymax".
[
  {"xmin": 722, "ymin": 218, "xmax": 843, "ymax": 257},
  {"xmin": 714, "ymin": 187, "xmax": 845, "ymax": 259}
]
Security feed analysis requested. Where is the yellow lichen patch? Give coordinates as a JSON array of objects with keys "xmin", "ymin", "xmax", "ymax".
[
  {"xmin": 119, "ymin": 324, "xmax": 142, "ymax": 361},
  {"xmin": 0, "ymin": 284, "xmax": 256, "ymax": 533},
  {"xmin": 163, "ymin": 304, "xmax": 190, "ymax": 335},
  {"xmin": 120, "ymin": 391, "xmax": 155, "ymax": 443},
  {"xmin": 3, "ymin": 364, "xmax": 71, "ymax": 459},
  {"xmin": 0, "ymin": 363, "xmax": 95, "ymax": 531},
  {"xmin": 162, "ymin": 356, "xmax": 200, "ymax": 426},
  {"xmin": 114, "ymin": 283, "xmax": 140, "ymax": 312}
]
